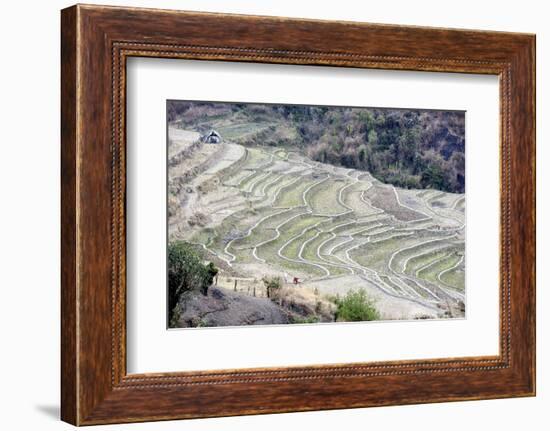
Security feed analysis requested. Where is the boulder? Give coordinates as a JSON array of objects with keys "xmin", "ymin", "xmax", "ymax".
[{"xmin": 174, "ymin": 287, "xmax": 290, "ymax": 328}]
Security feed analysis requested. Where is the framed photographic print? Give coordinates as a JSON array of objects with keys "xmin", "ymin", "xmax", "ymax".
[
  {"xmin": 61, "ymin": 4, "xmax": 536, "ymax": 425},
  {"xmin": 164, "ymin": 100, "xmax": 466, "ymax": 329}
]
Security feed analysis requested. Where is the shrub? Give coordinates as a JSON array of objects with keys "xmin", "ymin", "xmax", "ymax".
[
  {"xmin": 262, "ymin": 276, "xmax": 282, "ymax": 299},
  {"xmin": 333, "ymin": 289, "xmax": 380, "ymax": 322},
  {"xmin": 168, "ymin": 241, "xmax": 218, "ymax": 324},
  {"xmin": 290, "ymin": 315, "xmax": 320, "ymax": 324},
  {"xmin": 202, "ymin": 262, "xmax": 218, "ymax": 295}
]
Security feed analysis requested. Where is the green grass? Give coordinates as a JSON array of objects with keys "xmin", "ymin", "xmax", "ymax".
[
  {"xmin": 248, "ymin": 172, "xmax": 278, "ymax": 196},
  {"xmin": 428, "ymin": 192, "xmax": 457, "ymax": 208},
  {"xmin": 340, "ymin": 220, "xmax": 386, "ymax": 236},
  {"xmin": 440, "ymin": 267, "xmax": 465, "ymax": 291},
  {"xmin": 417, "ymin": 252, "xmax": 463, "ymax": 288},
  {"xmin": 205, "ymin": 209, "xmax": 261, "ymax": 256},
  {"xmin": 223, "ymin": 169, "xmax": 254, "ymax": 187},
  {"xmin": 216, "ymin": 122, "xmax": 273, "ymax": 140},
  {"xmin": 313, "ymin": 234, "xmax": 355, "ymax": 268},
  {"xmin": 280, "ymin": 228, "xmax": 319, "ymax": 260},
  {"xmin": 387, "ymin": 233, "xmax": 457, "ymax": 273},
  {"xmin": 368, "ymin": 230, "xmax": 408, "ymax": 243},
  {"xmin": 273, "ymin": 177, "xmax": 315, "ymax": 207},
  {"xmin": 286, "ymin": 229, "xmax": 350, "ymax": 277},
  {"xmin": 250, "ymin": 208, "xmax": 302, "ymax": 230},
  {"xmin": 301, "ymin": 231, "xmax": 331, "ymax": 261},
  {"xmin": 243, "ymin": 172, "xmax": 272, "ymax": 194},
  {"xmin": 262, "ymin": 176, "xmax": 298, "ymax": 201},
  {"xmin": 309, "ymin": 179, "xmax": 348, "ymax": 215},
  {"xmin": 224, "ymin": 208, "xmax": 287, "ymax": 249},
  {"xmin": 276, "ymin": 259, "xmax": 326, "ymax": 278},
  {"xmin": 255, "ymin": 214, "xmax": 327, "ymax": 276},
  {"xmin": 190, "ymin": 228, "xmax": 216, "ymax": 246},
  {"xmin": 340, "ymin": 182, "xmax": 379, "ymax": 216},
  {"xmin": 238, "ymin": 170, "xmax": 268, "ymax": 192},
  {"xmin": 241, "ymin": 147, "xmax": 272, "ymax": 168},
  {"xmin": 404, "ymin": 249, "xmax": 452, "ymax": 275},
  {"xmin": 350, "ymin": 233, "xmax": 432, "ymax": 273},
  {"xmin": 275, "ymin": 149, "xmax": 288, "ymax": 160}
]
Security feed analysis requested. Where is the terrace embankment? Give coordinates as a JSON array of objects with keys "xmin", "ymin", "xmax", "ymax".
[{"xmin": 169, "ymin": 125, "xmax": 466, "ymax": 321}]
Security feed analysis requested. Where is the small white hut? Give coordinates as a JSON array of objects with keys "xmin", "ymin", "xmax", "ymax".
[{"xmin": 203, "ymin": 129, "xmax": 222, "ymax": 144}]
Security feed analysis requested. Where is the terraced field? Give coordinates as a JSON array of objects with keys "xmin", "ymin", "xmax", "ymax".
[{"xmin": 169, "ymin": 127, "xmax": 466, "ymax": 320}]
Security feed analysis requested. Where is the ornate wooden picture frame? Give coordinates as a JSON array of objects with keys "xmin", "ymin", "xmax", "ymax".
[{"xmin": 61, "ymin": 4, "xmax": 535, "ymax": 425}]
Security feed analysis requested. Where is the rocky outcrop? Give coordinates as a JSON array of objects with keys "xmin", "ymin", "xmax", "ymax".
[{"xmin": 174, "ymin": 287, "xmax": 290, "ymax": 328}]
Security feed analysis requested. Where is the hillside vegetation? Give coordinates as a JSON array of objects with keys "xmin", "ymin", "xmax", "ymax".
[{"xmin": 168, "ymin": 101, "xmax": 465, "ymax": 193}]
